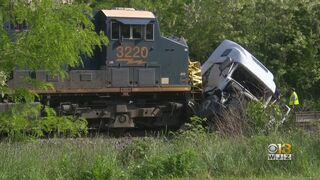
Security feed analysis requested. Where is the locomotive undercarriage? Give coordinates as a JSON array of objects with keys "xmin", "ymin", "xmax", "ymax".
[{"xmin": 41, "ymin": 92, "xmax": 190, "ymax": 129}]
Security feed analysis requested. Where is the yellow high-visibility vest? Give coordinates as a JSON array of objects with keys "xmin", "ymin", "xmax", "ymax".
[{"xmin": 289, "ymin": 91, "xmax": 299, "ymax": 105}]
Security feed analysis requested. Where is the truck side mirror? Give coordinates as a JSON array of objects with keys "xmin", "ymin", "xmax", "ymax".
[{"xmin": 219, "ymin": 57, "xmax": 233, "ymax": 72}]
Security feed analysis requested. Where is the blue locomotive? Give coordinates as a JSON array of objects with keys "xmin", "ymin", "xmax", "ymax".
[{"xmin": 7, "ymin": 8, "xmax": 193, "ymax": 129}]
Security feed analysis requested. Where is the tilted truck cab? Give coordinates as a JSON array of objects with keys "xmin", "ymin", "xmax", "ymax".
[{"xmin": 200, "ymin": 40, "xmax": 276, "ymax": 119}]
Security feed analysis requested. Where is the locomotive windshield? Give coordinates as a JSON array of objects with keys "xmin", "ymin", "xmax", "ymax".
[
  {"xmin": 110, "ymin": 21, "xmax": 154, "ymax": 40},
  {"xmin": 132, "ymin": 25, "xmax": 142, "ymax": 39},
  {"xmin": 122, "ymin": 24, "xmax": 131, "ymax": 39}
]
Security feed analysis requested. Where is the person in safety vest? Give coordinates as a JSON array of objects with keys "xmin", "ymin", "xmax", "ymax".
[{"xmin": 289, "ymin": 88, "xmax": 299, "ymax": 111}]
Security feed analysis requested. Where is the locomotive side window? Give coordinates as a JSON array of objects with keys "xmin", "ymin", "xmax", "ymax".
[
  {"xmin": 111, "ymin": 22, "xmax": 120, "ymax": 40},
  {"xmin": 132, "ymin": 25, "xmax": 142, "ymax": 39},
  {"xmin": 145, "ymin": 23, "xmax": 154, "ymax": 41},
  {"xmin": 122, "ymin": 24, "xmax": 131, "ymax": 39}
]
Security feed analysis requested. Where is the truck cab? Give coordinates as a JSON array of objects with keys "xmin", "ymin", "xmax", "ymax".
[{"xmin": 200, "ymin": 40, "xmax": 276, "ymax": 118}]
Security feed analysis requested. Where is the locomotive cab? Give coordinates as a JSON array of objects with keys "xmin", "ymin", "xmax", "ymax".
[{"xmin": 94, "ymin": 8, "xmax": 190, "ymax": 89}]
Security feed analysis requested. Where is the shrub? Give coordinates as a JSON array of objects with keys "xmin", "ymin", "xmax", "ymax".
[
  {"xmin": 0, "ymin": 104, "xmax": 88, "ymax": 140},
  {"xmin": 119, "ymin": 138, "xmax": 151, "ymax": 165},
  {"xmin": 162, "ymin": 150, "xmax": 198, "ymax": 177},
  {"xmin": 131, "ymin": 150, "xmax": 198, "ymax": 179},
  {"xmin": 81, "ymin": 155, "xmax": 114, "ymax": 180},
  {"xmin": 246, "ymin": 101, "xmax": 283, "ymax": 135},
  {"xmin": 176, "ymin": 116, "xmax": 208, "ymax": 141}
]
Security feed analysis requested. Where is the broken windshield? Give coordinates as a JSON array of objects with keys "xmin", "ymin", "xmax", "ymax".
[{"xmin": 231, "ymin": 64, "xmax": 272, "ymax": 100}]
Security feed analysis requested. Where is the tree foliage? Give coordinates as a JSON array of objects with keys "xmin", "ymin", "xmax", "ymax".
[
  {"xmin": 0, "ymin": 0, "xmax": 107, "ymax": 137},
  {"xmin": 0, "ymin": 0, "xmax": 108, "ymax": 78}
]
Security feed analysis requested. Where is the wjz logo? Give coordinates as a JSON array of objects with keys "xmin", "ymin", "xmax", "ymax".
[{"xmin": 268, "ymin": 144, "xmax": 292, "ymax": 161}]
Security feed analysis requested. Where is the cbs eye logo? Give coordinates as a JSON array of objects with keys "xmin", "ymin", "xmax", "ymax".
[{"xmin": 268, "ymin": 144, "xmax": 292, "ymax": 154}]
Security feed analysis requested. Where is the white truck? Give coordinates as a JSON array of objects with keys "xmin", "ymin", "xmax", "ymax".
[{"xmin": 199, "ymin": 40, "xmax": 277, "ymax": 119}]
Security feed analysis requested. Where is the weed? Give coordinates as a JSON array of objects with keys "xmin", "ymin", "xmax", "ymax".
[
  {"xmin": 81, "ymin": 155, "xmax": 114, "ymax": 180},
  {"xmin": 0, "ymin": 104, "xmax": 88, "ymax": 141},
  {"xmin": 246, "ymin": 101, "xmax": 286, "ymax": 135},
  {"xmin": 119, "ymin": 138, "xmax": 151, "ymax": 165},
  {"xmin": 131, "ymin": 150, "xmax": 198, "ymax": 179},
  {"xmin": 176, "ymin": 116, "xmax": 208, "ymax": 141}
]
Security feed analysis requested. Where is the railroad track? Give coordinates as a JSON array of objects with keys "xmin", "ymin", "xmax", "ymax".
[
  {"xmin": 295, "ymin": 111, "xmax": 320, "ymax": 132},
  {"xmin": 87, "ymin": 127, "xmax": 178, "ymax": 138}
]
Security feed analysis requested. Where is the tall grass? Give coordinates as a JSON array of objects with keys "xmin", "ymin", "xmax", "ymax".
[
  {"xmin": 0, "ymin": 102, "xmax": 319, "ymax": 179},
  {"xmin": 0, "ymin": 129, "xmax": 318, "ymax": 179}
]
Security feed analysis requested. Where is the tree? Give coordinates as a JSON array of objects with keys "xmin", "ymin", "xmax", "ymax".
[{"xmin": 0, "ymin": 0, "xmax": 108, "ymax": 81}]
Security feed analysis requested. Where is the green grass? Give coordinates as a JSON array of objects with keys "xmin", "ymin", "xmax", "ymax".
[{"xmin": 0, "ymin": 129, "xmax": 319, "ymax": 180}]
